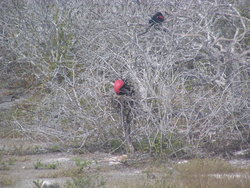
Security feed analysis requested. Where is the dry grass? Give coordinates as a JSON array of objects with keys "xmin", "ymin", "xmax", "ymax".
[
  {"xmin": 0, "ymin": 127, "xmax": 24, "ymax": 139},
  {"xmin": 113, "ymin": 175, "xmax": 250, "ymax": 188},
  {"xmin": 171, "ymin": 158, "xmax": 250, "ymax": 188},
  {"xmin": 42, "ymin": 158, "xmax": 250, "ymax": 188},
  {"xmin": 39, "ymin": 167, "xmax": 80, "ymax": 178},
  {"xmin": 109, "ymin": 158, "xmax": 250, "ymax": 188},
  {"xmin": 39, "ymin": 158, "xmax": 92, "ymax": 178},
  {"xmin": 175, "ymin": 158, "xmax": 241, "ymax": 174},
  {"xmin": 0, "ymin": 175, "xmax": 15, "ymax": 187}
]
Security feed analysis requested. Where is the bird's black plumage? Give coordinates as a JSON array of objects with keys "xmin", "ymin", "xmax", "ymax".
[
  {"xmin": 149, "ymin": 12, "xmax": 164, "ymax": 24},
  {"xmin": 138, "ymin": 12, "xmax": 165, "ymax": 36}
]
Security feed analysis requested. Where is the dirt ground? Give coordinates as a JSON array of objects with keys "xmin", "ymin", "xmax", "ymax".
[
  {"xmin": 1, "ymin": 137, "xmax": 250, "ymax": 188},
  {"xmin": 0, "ymin": 137, "xmax": 157, "ymax": 188}
]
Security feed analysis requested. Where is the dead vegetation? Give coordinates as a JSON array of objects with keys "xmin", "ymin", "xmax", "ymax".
[{"xmin": 0, "ymin": 0, "xmax": 249, "ymax": 174}]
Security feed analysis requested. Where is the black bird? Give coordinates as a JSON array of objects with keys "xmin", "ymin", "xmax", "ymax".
[
  {"xmin": 149, "ymin": 12, "xmax": 164, "ymax": 25},
  {"xmin": 138, "ymin": 12, "xmax": 165, "ymax": 36}
]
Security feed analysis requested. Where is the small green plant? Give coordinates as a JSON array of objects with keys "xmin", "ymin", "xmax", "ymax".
[
  {"xmin": 34, "ymin": 160, "xmax": 59, "ymax": 170},
  {"xmin": 0, "ymin": 157, "xmax": 16, "ymax": 170},
  {"xmin": 65, "ymin": 175, "xmax": 106, "ymax": 188},
  {"xmin": 7, "ymin": 157, "xmax": 16, "ymax": 165},
  {"xmin": 74, "ymin": 158, "xmax": 92, "ymax": 173},
  {"xmin": 0, "ymin": 161, "xmax": 10, "ymax": 170},
  {"xmin": 38, "ymin": 158, "xmax": 92, "ymax": 178},
  {"xmin": 33, "ymin": 180, "xmax": 44, "ymax": 188},
  {"xmin": 109, "ymin": 139, "xmax": 124, "ymax": 152},
  {"xmin": 48, "ymin": 145, "xmax": 61, "ymax": 153}
]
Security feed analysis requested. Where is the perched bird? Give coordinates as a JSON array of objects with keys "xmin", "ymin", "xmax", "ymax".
[
  {"xmin": 114, "ymin": 80, "xmax": 133, "ymax": 96},
  {"xmin": 149, "ymin": 12, "xmax": 164, "ymax": 25},
  {"xmin": 138, "ymin": 12, "xmax": 165, "ymax": 36}
]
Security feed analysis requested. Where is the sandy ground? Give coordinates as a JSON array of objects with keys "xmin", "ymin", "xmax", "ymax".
[
  {"xmin": 0, "ymin": 138, "xmax": 151, "ymax": 188},
  {"xmin": 0, "ymin": 114, "xmax": 249, "ymax": 188},
  {"xmin": 0, "ymin": 137, "xmax": 250, "ymax": 188}
]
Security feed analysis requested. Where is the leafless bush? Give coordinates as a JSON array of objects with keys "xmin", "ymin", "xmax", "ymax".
[{"xmin": 1, "ymin": 0, "xmax": 249, "ymax": 156}]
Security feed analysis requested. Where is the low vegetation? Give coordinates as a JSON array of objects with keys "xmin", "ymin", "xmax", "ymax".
[
  {"xmin": 1, "ymin": 0, "xmax": 249, "ymax": 158},
  {"xmin": 114, "ymin": 158, "xmax": 250, "ymax": 188},
  {"xmin": 0, "ymin": 153, "xmax": 16, "ymax": 171},
  {"xmin": 64, "ymin": 175, "xmax": 106, "ymax": 188},
  {"xmin": 0, "ymin": 176, "xmax": 15, "ymax": 187},
  {"xmin": 34, "ymin": 160, "xmax": 60, "ymax": 170}
]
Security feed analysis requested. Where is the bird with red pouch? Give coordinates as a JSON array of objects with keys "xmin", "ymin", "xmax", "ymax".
[
  {"xmin": 114, "ymin": 80, "xmax": 133, "ymax": 96},
  {"xmin": 149, "ymin": 12, "xmax": 164, "ymax": 25},
  {"xmin": 138, "ymin": 12, "xmax": 165, "ymax": 36}
]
